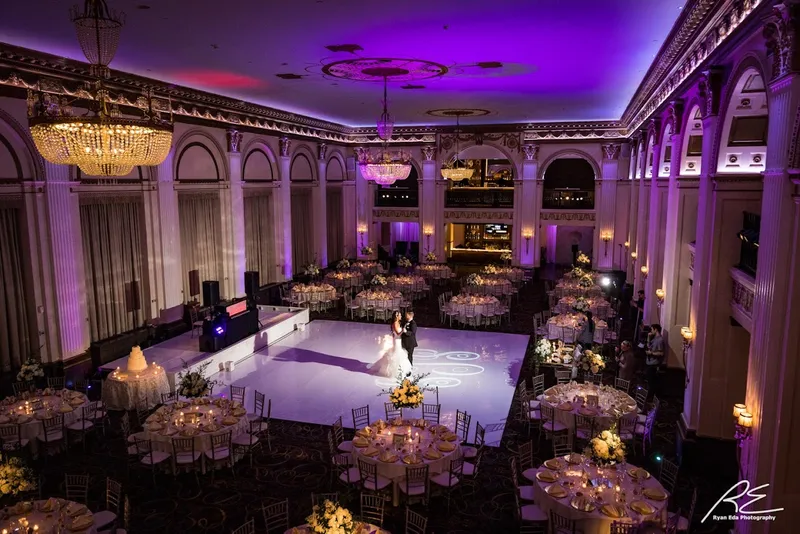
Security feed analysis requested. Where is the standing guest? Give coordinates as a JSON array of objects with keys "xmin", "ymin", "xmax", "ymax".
[
  {"xmin": 645, "ymin": 324, "xmax": 664, "ymax": 394},
  {"xmin": 630, "ymin": 290, "xmax": 645, "ymax": 341},
  {"xmin": 616, "ymin": 340, "xmax": 636, "ymax": 381},
  {"xmin": 577, "ymin": 311, "xmax": 595, "ymax": 350}
]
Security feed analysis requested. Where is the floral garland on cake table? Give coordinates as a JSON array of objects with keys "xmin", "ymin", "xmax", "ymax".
[{"xmin": 306, "ymin": 500, "xmax": 356, "ymax": 534}]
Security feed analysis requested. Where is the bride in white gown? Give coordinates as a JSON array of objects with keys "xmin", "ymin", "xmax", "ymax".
[{"xmin": 368, "ymin": 311, "xmax": 412, "ymax": 378}]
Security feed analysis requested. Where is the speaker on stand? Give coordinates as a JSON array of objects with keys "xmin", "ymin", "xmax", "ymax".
[{"xmin": 202, "ymin": 280, "xmax": 220, "ymax": 308}]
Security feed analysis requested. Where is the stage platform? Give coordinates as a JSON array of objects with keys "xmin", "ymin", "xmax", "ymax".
[
  {"xmin": 101, "ymin": 305, "xmax": 309, "ymax": 388},
  {"xmin": 215, "ymin": 320, "xmax": 529, "ymax": 446}
]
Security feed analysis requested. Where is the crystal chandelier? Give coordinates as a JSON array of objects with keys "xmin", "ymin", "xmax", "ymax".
[
  {"xmin": 28, "ymin": 0, "xmax": 173, "ymax": 177},
  {"xmin": 441, "ymin": 114, "xmax": 474, "ymax": 181},
  {"xmin": 358, "ymin": 73, "xmax": 410, "ymax": 185}
]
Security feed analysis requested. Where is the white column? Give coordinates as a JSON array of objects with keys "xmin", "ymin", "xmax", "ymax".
[
  {"xmin": 42, "ymin": 163, "xmax": 90, "ymax": 360},
  {"xmin": 518, "ymin": 144, "xmax": 539, "ymax": 267},
  {"xmin": 221, "ymin": 130, "xmax": 246, "ymax": 298},
  {"xmin": 633, "ymin": 130, "xmax": 653, "ymax": 293},
  {"xmin": 354, "ymin": 148, "xmax": 375, "ymax": 259},
  {"xmin": 626, "ymin": 140, "xmax": 640, "ymax": 280},
  {"xmin": 342, "ymin": 161, "xmax": 357, "ymax": 258},
  {"xmin": 276, "ymin": 137, "xmax": 293, "ymax": 279},
  {"xmin": 419, "ymin": 146, "xmax": 438, "ymax": 261},
  {"xmin": 143, "ymin": 149, "xmax": 184, "ymax": 316},
  {"xmin": 314, "ymin": 144, "xmax": 329, "ymax": 267},
  {"xmin": 596, "ymin": 143, "xmax": 620, "ymax": 271},
  {"xmin": 643, "ymin": 135, "xmax": 665, "ymax": 324}
]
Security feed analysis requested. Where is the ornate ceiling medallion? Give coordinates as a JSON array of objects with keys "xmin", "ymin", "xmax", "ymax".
[
  {"xmin": 322, "ymin": 58, "xmax": 448, "ymax": 82},
  {"xmin": 426, "ymin": 108, "xmax": 491, "ymax": 118}
]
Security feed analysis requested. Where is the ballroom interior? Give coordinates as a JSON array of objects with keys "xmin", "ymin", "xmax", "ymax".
[{"xmin": 0, "ymin": 0, "xmax": 798, "ymax": 533}]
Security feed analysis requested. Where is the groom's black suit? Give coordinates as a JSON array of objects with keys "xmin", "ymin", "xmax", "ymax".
[{"xmin": 401, "ymin": 319, "xmax": 418, "ymax": 366}]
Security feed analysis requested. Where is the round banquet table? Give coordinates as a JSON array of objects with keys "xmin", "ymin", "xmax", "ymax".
[
  {"xmin": 448, "ymin": 295, "xmax": 500, "ymax": 322},
  {"xmin": 415, "ymin": 264, "xmax": 452, "ymax": 280},
  {"xmin": 325, "ymin": 271, "xmax": 364, "ymax": 290},
  {"xmin": 386, "ymin": 275, "xmax": 429, "ymax": 294},
  {"xmin": 351, "ymin": 420, "xmax": 461, "ymax": 505},
  {"xmin": 554, "ymin": 297, "xmax": 611, "ymax": 316},
  {"xmin": 143, "ymin": 397, "xmax": 249, "ymax": 468},
  {"xmin": 352, "ymin": 262, "xmax": 384, "ymax": 276},
  {"xmin": 354, "ymin": 290, "xmax": 403, "ymax": 311},
  {"xmin": 547, "ymin": 314, "xmax": 608, "ymax": 344},
  {"xmin": 102, "ymin": 364, "xmax": 170, "ymax": 411},
  {"xmin": 467, "ymin": 278, "xmax": 513, "ymax": 296},
  {"xmin": 532, "ymin": 457, "xmax": 669, "ymax": 534},
  {"xmin": 541, "ymin": 383, "xmax": 637, "ymax": 433},
  {"xmin": 556, "ymin": 282, "xmax": 604, "ymax": 298},
  {"xmin": 286, "ymin": 523, "xmax": 388, "ymax": 534},
  {"xmin": 291, "ymin": 284, "xmax": 337, "ymax": 305},
  {"xmin": 0, "ymin": 498, "xmax": 97, "ymax": 533},
  {"xmin": 0, "ymin": 390, "xmax": 88, "ymax": 454},
  {"xmin": 484, "ymin": 267, "xmax": 524, "ymax": 283}
]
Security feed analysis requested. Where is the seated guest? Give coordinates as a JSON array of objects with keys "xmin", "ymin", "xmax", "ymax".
[{"xmin": 616, "ymin": 340, "xmax": 636, "ymax": 381}]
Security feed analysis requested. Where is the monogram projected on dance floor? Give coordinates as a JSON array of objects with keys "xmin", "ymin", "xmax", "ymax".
[{"xmin": 374, "ymin": 349, "xmax": 486, "ymax": 389}]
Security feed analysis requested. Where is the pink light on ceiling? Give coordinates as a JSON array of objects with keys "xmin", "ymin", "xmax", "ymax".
[{"xmin": 171, "ymin": 70, "xmax": 266, "ymax": 89}]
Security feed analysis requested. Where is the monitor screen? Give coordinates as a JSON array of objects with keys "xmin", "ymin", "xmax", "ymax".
[{"xmin": 485, "ymin": 224, "xmax": 508, "ymax": 235}]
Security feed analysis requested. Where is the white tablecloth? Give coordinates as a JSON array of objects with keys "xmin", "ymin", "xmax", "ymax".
[
  {"xmin": 103, "ymin": 367, "xmax": 170, "ymax": 411},
  {"xmin": 415, "ymin": 265, "xmax": 452, "ymax": 280},
  {"xmin": 286, "ymin": 523, "xmax": 388, "ymax": 534},
  {"xmin": 292, "ymin": 285, "xmax": 337, "ymax": 304},
  {"xmin": 483, "ymin": 267, "xmax": 524, "ymax": 282},
  {"xmin": 351, "ymin": 421, "xmax": 461, "ymax": 505},
  {"xmin": 325, "ymin": 271, "xmax": 364, "ymax": 289},
  {"xmin": 554, "ymin": 297, "xmax": 611, "ymax": 316},
  {"xmin": 467, "ymin": 279, "xmax": 512, "ymax": 296},
  {"xmin": 533, "ymin": 458, "xmax": 668, "ymax": 534},
  {"xmin": 448, "ymin": 296, "xmax": 500, "ymax": 321},
  {"xmin": 0, "ymin": 391, "xmax": 88, "ymax": 448},
  {"xmin": 555, "ymin": 283, "xmax": 604, "ymax": 298},
  {"xmin": 547, "ymin": 315, "xmax": 608, "ymax": 344},
  {"xmin": 352, "ymin": 262, "xmax": 384, "ymax": 276},
  {"xmin": 541, "ymin": 383, "xmax": 637, "ymax": 433},
  {"xmin": 354, "ymin": 291, "xmax": 403, "ymax": 311},
  {"xmin": 0, "ymin": 499, "xmax": 97, "ymax": 534},
  {"xmin": 386, "ymin": 276, "xmax": 429, "ymax": 294}
]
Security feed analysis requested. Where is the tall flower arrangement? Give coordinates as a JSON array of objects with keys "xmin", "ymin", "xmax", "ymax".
[
  {"xmin": 572, "ymin": 297, "xmax": 590, "ymax": 314},
  {"xmin": 176, "ymin": 361, "xmax": 219, "ymax": 398},
  {"xmin": 16, "ymin": 358, "xmax": 44, "ymax": 383},
  {"xmin": 371, "ymin": 274, "xmax": 387, "ymax": 286},
  {"xmin": 305, "ymin": 500, "xmax": 356, "ymax": 534},
  {"xmin": 382, "ymin": 371, "xmax": 429, "ymax": 409},
  {"xmin": 0, "ymin": 455, "xmax": 36, "ymax": 497},
  {"xmin": 304, "ymin": 261, "xmax": 320, "ymax": 277},
  {"xmin": 360, "ymin": 246, "xmax": 374, "ymax": 256},
  {"xmin": 586, "ymin": 429, "xmax": 626, "ymax": 466},
  {"xmin": 336, "ymin": 258, "xmax": 350, "ymax": 270},
  {"xmin": 397, "ymin": 256, "xmax": 412, "ymax": 269},
  {"xmin": 580, "ymin": 350, "xmax": 605, "ymax": 374},
  {"xmin": 576, "ymin": 252, "xmax": 591, "ymax": 266},
  {"xmin": 534, "ymin": 338, "xmax": 553, "ymax": 363},
  {"xmin": 425, "ymin": 251, "xmax": 437, "ymax": 262},
  {"xmin": 481, "ymin": 264, "xmax": 499, "ymax": 275},
  {"xmin": 466, "ymin": 273, "xmax": 483, "ymax": 286},
  {"xmin": 578, "ymin": 274, "xmax": 594, "ymax": 288}
]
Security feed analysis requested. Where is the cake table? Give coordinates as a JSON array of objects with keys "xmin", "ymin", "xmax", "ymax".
[{"xmin": 102, "ymin": 347, "xmax": 170, "ymax": 411}]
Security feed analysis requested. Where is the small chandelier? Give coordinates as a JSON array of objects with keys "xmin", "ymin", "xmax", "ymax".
[
  {"xmin": 441, "ymin": 114, "xmax": 474, "ymax": 181},
  {"xmin": 358, "ymin": 148, "xmax": 412, "ymax": 186},
  {"xmin": 28, "ymin": 0, "xmax": 173, "ymax": 177}
]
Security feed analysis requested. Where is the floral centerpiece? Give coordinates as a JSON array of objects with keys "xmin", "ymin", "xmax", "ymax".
[
  {"xmin": 397, "ymin": 256, "xmax": 412, "ymax": 268},
  {"xmin": 336, "ymin": 258, "xmax": 350, "ymax": 270},
  {"xmin": 572, "ymin": 297, "xmax": 590, "ymax": 314},
  {"xmin": 570, "ymin": 266, "xmax": 585, "ymax": 278},
  {"xmin": 481, "ymin": 264, "xmax": 499, "ymax": 275},
  {"xmin": 580, "ymin": 349, "xmax": 605, "ymax": 374},
  {"xmin": 361, "ymin": 246, "xmax": 374, "ymax": 256},
  {"xmin": 382, "ymin": 371, "xmax": 429, "ymax": 409},
  {"xmin": 306, "ymin": 500, "xmax": 356, "ymax": 534},
  {"xmin": 578, "ymin": 274, "xmax": 594, "ymax": 288},
  {"xmin": 576, "ymin": 252, "xmax": 591, "ymax": 266},
  {"xmin": 586, "ymin": 429, "xmax": 626, "ymax": 466},
  {"xmin": 500, "ymin": 252, "xmax": 512, "ymax": 263},
  {"xmin": 304, "ymin": 261, "xmax": 320, "ymax": 277},
  {"xmin": 466, "ymin": 273, "xmax": 484, "ymax": 286},
  {"xmin": 0, "ymin": 455, "xmax": 36, "ymax": 497},
  {"xmin": 16, "ymin": 358, "xmax": 44, "ymax": 383},
  {"xmin": 534, "ymin": 337, "xmax": 553, "ymax": 363},
  {"xmin": 371, "ymin": 274, "xmax": 387, "ymax": 286},
  {"xmin": 425, "ymin": 251, "xmax": 437, "ymax": 262},
  {"xmin": 176, "ymin": 361, "xmax": 219, "ymax": 398}
]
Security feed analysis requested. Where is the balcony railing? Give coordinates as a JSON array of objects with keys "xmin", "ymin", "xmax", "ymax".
[
  {"xmin": 444, "ymin": 187, "xmax": 514, "ymax": 208},
  {"xmin": 730, "ymin": 267, "xmax": 755, "ymax": 332},
  {"xmin": 542, "ymin": 189, "xmax": 595, "ymax": 210},
  {"xmin": 374, "ymin": 188, "xmax": 419, "ymax": 207}
]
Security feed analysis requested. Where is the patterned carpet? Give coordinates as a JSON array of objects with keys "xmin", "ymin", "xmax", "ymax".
[{"xmin": 19, "ymin": 269, "xmax": 733, "ymax": 533}]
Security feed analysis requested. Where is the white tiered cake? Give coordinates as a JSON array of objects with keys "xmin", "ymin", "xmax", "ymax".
[{"xmin": 126, "ymin": 346, "xmax": 148, "ymax": 373}]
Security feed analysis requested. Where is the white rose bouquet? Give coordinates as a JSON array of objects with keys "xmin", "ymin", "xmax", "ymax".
[
  {"xmin": 16, "ymin": 358, "xmax": 44, "ymax": 383},
  {"xmin": 361, "ymin": 246, "xmax": 374, "ymax": 256},
  {"xmin": 425, "ymin": 251, "xmax": 437, "ymax": 262},
  {"xmin": 466, "ymin": 273, "xmax": 483, "ymax": 286},
  {"xmin": 580, "ymin": 350, "xmax": 605, "ymax": 374},
  {"xmin": 176, "ymin": 361, "xmax": 219, "ymax": 398},
  {"xmin": 534, "ymin": 337, "xmax": 553, "ymax": 363},
  {"xmin": 306, "ymin": 500, "xmax": 356, "ymax": 534},
  {"xmin": 0, "ymin": 455, "xmax": 36, "ymax": 496},
  {"xmin": 336, "ymin": 258, "xmax": 350, "ymax": 270},
  {"xmin": 572, "ymin": 297, "xmax": 590, "ymax": 314},
  {"xmin": 371, "ymin": 274, "xmax": 387, "ymax": 286},
  {"xmin": 397, "ymin": 256, "xmax": 412, "ymax": 268},
  {"xmin": 586, "ymin": 428, "xmax": 626, "ymax": 466}
]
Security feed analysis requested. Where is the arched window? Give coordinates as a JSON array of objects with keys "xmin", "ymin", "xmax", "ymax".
[
  {"xmin": 374, "ymin": 165, "xmax": 419, "ymax": 207},
  {"xmin": 681, "ymin": 106, "xmax": 703, "ymax": 175},
  {"xmin": 543, "ymin": 158, "xmax": 595, "ymax": 209},
  {"xmin": 717, "ymin": 68, "xmax": 768, "ymax": 174}
]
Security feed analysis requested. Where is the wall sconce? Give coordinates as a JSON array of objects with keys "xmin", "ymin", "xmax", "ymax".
[
  {"xmin": 357, "ymin": 224, "xmax": 367, "ymax": 248},
  {"xmin": 640, "ymin": 265, "xmax": 649, "ymax": 278},
  {"xmin": 655, "ymin": 288, "xmax": 665, "ymax": 306},
  {"xmin": 423, "ymin": 226, "xmax": 433, "ymax": 250},
  {"xmin": 522, "ymin": 228, "xmax": 534, "ymax": 254},
  {"xmin": 680, "ymin": 326, "xmax": 693, "ymax": 348},
  {"xmin": 733, "ymin": 403, "xmax": 753, "ymax": 443},
  {"xmin": 600, "ymin": 231, "xmax": 613, "ymax": 256},
  {"xmin": 624, "ymin": 241, "xmax": 630, "ymax": 249},
  {"xmin": 630, "ymin": 251, "xmax": 638, "ymax": 264}
]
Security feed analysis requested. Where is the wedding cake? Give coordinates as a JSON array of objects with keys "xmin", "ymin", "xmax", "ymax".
[{"xmin": 126, "ymin": 346, "xmax": 148, "ymax": 373}]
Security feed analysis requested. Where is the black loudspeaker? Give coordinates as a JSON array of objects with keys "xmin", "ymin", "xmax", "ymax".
[
  {"xmin": 202, "ymin": 280, "xmax": 220, "ymax": 308},
  {"xmin": 244, "ymin": 271, "xmax": 260, "ymax": 296}
]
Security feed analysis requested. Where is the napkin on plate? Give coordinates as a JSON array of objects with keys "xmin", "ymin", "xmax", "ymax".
[
  {"xmin": 558, "ymin": 402, "xmax": 574, "ymax": 411},
  {"xmin": 436, "ymin": 441, "xmax": 455, "ymax": 452},
  {"xmin": 423, "ymin": 448, "xmax": 441, "ymax": 460},
  {"xmin": 181, "ymin": 428, "xmax": 198, "ymax": 437},
  {"xmin": 600, "ymin": 504, "xmax": 625, "ymax": 518},
  {"xmin": 71, "ymin": 513, "xmax": 94, "ymax": 530},
  {"xmin": 631, "ymin": 500, "xmax": 656, "ymax": 515},
  {"xmin": 352, "ymin": 437, "xmax": 370, "ymax": 448},
  {"xmin": 545, "ymin": 484, "xmax": 567, "ymax": 498},
  {"xmin": 571, "ymin": 495, "xmax": 594, "ymax": 512},
  {"xmin": 40, "ymin": 497, "xmax": 60, "ymax": 512},
  {"xmin": 232, "ymin": 407, "xmax": 246, "ymax": 417},
  {"xmin": 66, "ymin": 502, "xmax": 87, "ymax": 517},
  {"xmin": 58, "ymin": 404, "xmax": 74, "ymax": 413},
  {"xmin": 628, "ymin": 467, "xmax": 650, "ymax": 480},
  {"xmin": 222, "ymin": 416, "xmax": 238, "ymax": 426},
  {"xmin": 536, "ymin": 470, "xmax": 557, "ymax": 483},
  {"xmin": 15, "ymin": 415, "xmax": 31, "ymax": 424},
  {"xmin": 544, "ymin": 459, "xmax": 562, "ymax": 470},
  {"xmin": 643, "ymin": 487, "xmax": 668, "ymax": 501},
  {"xmin": 566, "ymin": 453, "xmax": 583, "ymax": 464},
  {"xmin": 379, "ymin": 451, "xmax": 398, "ymax": 463},
  {"xmin": 362, "ymin": 447, "xmax": 379, "ymax": 458},
  {"xmin": 403, "ymin": 454, "xmax": 421, "ymax": 465},
  {"xmin": 441, "ymin": 432, "xmax": 457, "ymax": 442}
]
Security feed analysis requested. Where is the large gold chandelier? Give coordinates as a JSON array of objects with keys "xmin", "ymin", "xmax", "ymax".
[
  {"xmin": 441, "ymin": 113, "xmax": 474, "ymax": 181},
  {"xmin": 28, "ymin": 0, "xmax": 173, "ymax": 177}
]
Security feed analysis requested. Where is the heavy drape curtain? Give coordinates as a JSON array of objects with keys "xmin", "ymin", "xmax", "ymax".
[
  {"xmin": 80, "ymin": 197, "xmax": 147, "ymax": 342},
  {"xmin": 291, "ymin": 188, "xmax": 314, "ymax": 274},
  {"xmin": 0, "ymin": 206, "xmax": 31, "ymax": 372},
  {"xmin": 179, "ymin": 194, "xmax": 223, "ymax": 301},
  {"xmin": 326, "ymin": 188, "xmax": 343, "ymax": 262},
  {"xmin": 244, "ymin": 192, "xmax": 276, "ymax": 284}
]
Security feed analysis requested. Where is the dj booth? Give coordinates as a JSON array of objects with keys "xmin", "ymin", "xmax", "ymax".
[{"xmin": 199, "ymin": 298, "xmax": 259, "ymax": 353}]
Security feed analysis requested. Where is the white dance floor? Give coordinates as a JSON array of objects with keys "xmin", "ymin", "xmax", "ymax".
[{"xmin": 214, "ymin": 320, "xmax": 529, "ymax": 446}]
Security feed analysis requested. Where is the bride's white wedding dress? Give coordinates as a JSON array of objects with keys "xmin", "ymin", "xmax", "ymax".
[{"xmin": 368, "ymin": 327, "xmax": 412, "ymax": 378}]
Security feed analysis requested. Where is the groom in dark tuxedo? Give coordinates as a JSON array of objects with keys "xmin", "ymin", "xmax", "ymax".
[{"xmin": 401, "ymin": 310, "xmax": 418, "ymax": 369}]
